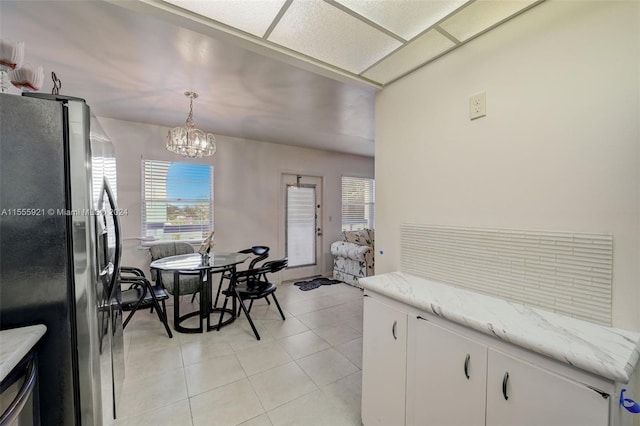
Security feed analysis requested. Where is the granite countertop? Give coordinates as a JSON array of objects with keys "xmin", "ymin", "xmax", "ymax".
[
  {"xmin": 0, "ymin": 324, "xmax": 47, "ymax": 382},
  {"xmin": 360, "ymin": 272, "xmax": 640, "ymax": 384}
]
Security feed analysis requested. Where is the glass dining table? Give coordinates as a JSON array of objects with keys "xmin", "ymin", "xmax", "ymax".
[{"xmin": 150, "ymin": 252, "xmax": 249, "ymax": 333}]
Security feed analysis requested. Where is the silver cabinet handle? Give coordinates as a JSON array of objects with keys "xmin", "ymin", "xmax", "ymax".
[
  {"xmin": 392, "ymin": 320, "xmax": 397, "ymax": 340},
  {"xmin": 464, "ymin": 354, "xmax": 470, "ymax": 379}
]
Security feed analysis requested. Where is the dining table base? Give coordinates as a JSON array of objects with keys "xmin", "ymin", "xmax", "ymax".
[
  {"xmin": 207, "ymin": 307, "xmax": 235, "ymax": 331},
  {"xmin": 171, "ymin": 270, "xmax": 239, "ymax": 334},
  {"xmin": 150, "ymin": 252, "xmax": 249, "ymax": 334}
]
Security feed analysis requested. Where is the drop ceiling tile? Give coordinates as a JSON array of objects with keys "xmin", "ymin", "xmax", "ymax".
[
  {"xmin": 439, "ymin": 0, "xmax": 539, "ymax": 42},
  {"xmin": 164, "ymin": 0, "xmax": 287, "ymax": 37},
  {"xmin": 363, "ymin": 29, "xmax": 456, "ymax": 84},
  {"xmin": 267, "ymin": 0, "xmax": 402, "ymax": 74},
  {"xmin": 335, "ymin": 0, "xmax": 472, "ymax": 40}
]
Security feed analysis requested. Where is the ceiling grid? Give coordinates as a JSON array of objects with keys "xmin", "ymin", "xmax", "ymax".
[{"xmin": 161, "ymin": 0, "xmax": 545, "ymax": 86}]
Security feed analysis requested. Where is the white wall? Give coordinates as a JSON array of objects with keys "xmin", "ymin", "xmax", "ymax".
[
  {"xmin": 375, "ymin": 1, "xmax": 639, "ymax": 331},
  {"xmin": 98, "ymin": 117, "xmax": 374, "ymax": 277}
]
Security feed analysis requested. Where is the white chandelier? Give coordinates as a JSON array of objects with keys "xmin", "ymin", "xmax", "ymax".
[{"xmin": 166, "ymin": 91, "xmax": 216, "ymax": 158}]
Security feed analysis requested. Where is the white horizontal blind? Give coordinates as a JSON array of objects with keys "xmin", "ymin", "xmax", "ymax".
[
  {"xmin": 92, "ymin": 155, "xmax": 117, "ymax": 205},
  {"xmin": 341, "ymin": 177, "xmax": 375, "ymax": 231},
  {"xmin": 286, "ymin": 185, "xmax": 316, "ymax": 267},
  {"xmin": 401, "ymin": 224, "xmax": 613, "ymax": 326},
  {"xmin": 90, "ymin": 115, "xmax": 117, "ymax": 206},
  {"xmin": 142, "ymin": 160, "xmax": 213, "ymax": 242}
]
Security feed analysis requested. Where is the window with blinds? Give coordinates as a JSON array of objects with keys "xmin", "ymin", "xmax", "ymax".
[
  {"xmin": 341, "ymin": 176, "xmax": 375, "ymax": 231},
  {"xmin": 142, "ymin": 160, "xmax": 213, "ymax": 242}
]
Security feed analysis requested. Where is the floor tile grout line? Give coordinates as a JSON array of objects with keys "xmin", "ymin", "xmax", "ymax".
[
  {"xmin": 186, "ymin": 395, "xmax": 196, "ymax": 426},
  {"xmin": 294, "ymin": 348, "xmax": 359, "ymax": 389},
  {"xmin": 243, "ymin": 365, "xmax": 272, "ymax": 421},
  {"xmin": 258, "ymin": 375, "xmax": 320, "ymax": 415}
]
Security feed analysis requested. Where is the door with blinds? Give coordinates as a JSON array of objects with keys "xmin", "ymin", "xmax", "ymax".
[{"xmin": 281, "ymin": 174, "xmax": 323, "ymax": 281}]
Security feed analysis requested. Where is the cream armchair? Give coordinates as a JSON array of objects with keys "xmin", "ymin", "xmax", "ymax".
[{"xmin": 330, "ymin": 229, "xmax": 375, "ymax": 287}]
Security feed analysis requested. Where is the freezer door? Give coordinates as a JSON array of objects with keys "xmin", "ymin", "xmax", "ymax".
[
  {"xmin": 91, "ymin": 117, "xmax": 124, "ymax": 422},
  {"xmin": 66, "ymin": 99, "xmax": 104, "ymax": 426},
  {"xmin": 1, "ymin": 93, "xmax": 77, "ymax": 426}
]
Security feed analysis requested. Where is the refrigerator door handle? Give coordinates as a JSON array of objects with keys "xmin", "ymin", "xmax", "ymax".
[
  {"xmin": 98, "ymin": 177, "xmax": 122, "ymax": 293},
  {"xmin": 98, "ymin": 177, "xmax": 125, "ymax": 419}
]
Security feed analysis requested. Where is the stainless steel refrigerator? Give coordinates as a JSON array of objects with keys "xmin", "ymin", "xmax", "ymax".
[{"xmin": 0, "ymin": 92, "xmax": 124, "ymax": 425}]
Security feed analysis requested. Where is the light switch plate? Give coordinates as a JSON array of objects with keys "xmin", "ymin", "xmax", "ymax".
[{"xmin": 470, "ymin": 92, "xmax": 486, "ymax": 120}]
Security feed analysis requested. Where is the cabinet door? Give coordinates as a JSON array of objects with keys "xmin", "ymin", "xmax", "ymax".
[
  {"xmin": 410, "ymin": 318, "xmax": 487, "ymax": 426},
  {"xmin": 362, "ymin": 296, "xmax": 408, "ymax": 426},
  {"xmin": 486, "ymin": 348, "xmax": 609, "ymax": 426}
]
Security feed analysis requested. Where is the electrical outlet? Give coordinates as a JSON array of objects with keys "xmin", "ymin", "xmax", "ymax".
[{"xmin": 470, "ymin": 92, "xmax": 486, "ymax": 120}]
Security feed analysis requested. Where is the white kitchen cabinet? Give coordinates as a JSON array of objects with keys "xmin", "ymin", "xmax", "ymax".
[
  {"xmin": 408, "ymin": 317, "xmax": 488, "ymax": 426},
  {"xmin": 486, "ymin": 348, "xmax": 610, "ymax": 426},
  {"xmin": 407, "ymin": 317, "xmax": 611, "ymax": 426},
  {"xmin": 362, "ymin": 294, "xmax": 618, "ymax": 426},
  {"xmin": 361, "ymin": 295, "xmax": 408, "ymax": 426},
  {"xmin": 360, "ymin": 274, "xmax": 639, "ymax": 426}
]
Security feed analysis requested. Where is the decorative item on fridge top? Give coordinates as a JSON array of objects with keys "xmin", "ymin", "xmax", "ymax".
[
  {"xmin": 9, "ymin": 64, "xmax": 44, "ymax": 92},
  {"xmin": 0, "ymin": 39, "xmax": 24, "ymax": 93},
  {"xmin": 51, "ymin": 72, "xmax": 61, "ymax": 95},
  {"xmin": 0, "ymin": 39, "xmax": 44, "ymax": 93},
  {"xmin": 198, "ymin": 230, "xmax": 215, "ymax": 255}
]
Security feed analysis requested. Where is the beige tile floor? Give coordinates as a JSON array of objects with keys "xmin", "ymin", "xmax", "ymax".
[{"xmin": 107, "ymin": 279, "xmax": 364, "ymax": 426}]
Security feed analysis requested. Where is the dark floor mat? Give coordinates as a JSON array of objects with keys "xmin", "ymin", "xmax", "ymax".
[{"xmin": 294, "ymin": 277, "xmax": 342, "ymax": 291}]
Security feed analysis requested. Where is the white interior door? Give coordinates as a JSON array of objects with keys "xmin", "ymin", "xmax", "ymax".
[{"xmin": 281, "ymin": 174, "xmax": 322, "ymax": 281}]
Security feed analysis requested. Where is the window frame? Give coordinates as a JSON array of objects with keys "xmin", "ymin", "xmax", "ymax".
[
  {"xmin": 341, "ymin": 176, "xmax": 375, "ymax": 232},
  {"xmin": 141, "ymin": 159, "xmax": 214, "ymax": 244}
]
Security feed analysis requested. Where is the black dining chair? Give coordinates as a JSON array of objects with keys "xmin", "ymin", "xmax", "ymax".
[
  {"xmin": 241, "ymin": 246, "xmax": 270, "ymax": 268},
  {"xmin": 212, "ymin": 245, "xmax": 270, "ymax": 308},
  {"xmin": 217, "ymin": 257, "xmax": 287, "ymax": 340},
  {"xmin": 120, "ymin": 267, "xmax": 173, "ymax": 338},
  {"xmin": 240, "ymin": 258, "xmax": 287, "ymax": 315}
]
